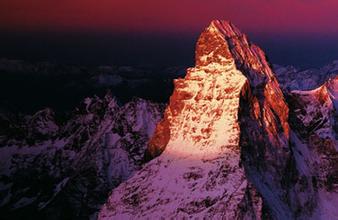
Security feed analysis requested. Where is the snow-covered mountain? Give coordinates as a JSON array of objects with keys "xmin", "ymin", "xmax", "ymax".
[
  {"xmin": 274, "ymin": 61, "xmax": 338, "ymax": 91},
  {"xmin": 1, "ymin": 20, "xmax": 337, "ymax": 220},
  {"xmin": 0, "ymin": 93, "xmax": 164, "ymax": 219},
  {"xmin": 99, "ymin": 20, "xmax": 338, "ymax": 219}
]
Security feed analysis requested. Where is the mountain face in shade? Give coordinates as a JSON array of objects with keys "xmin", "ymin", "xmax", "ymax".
[
  {"xmin": 274, "ymin": 66, "xmax": 338, "ymax": 219},
  {"xmin": 286, "ymin": 76, "xmax": 338, "ymax": 219},
  {"xmin": 99, "ymin": 20, "xmax": 338, "ymax": 219},
  {"xmin": 0, "ymin": 94, "xmax": 164, "ymax": 219}
]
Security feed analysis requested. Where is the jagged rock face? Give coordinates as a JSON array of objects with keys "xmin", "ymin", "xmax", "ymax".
[
  {"xmin": 286, "ymin": 76, "xmax": 338, "ymax": 219},
  {"xmin": 99, "ymin": 20, "xmax": 292, "ymax": 219},
  {"xmin": 149, "ymin": 20, "xmax": 289, "ymax": 158},
  {"xmin": 0, "ymin": 94, "xmax": 163, "ymax": 219},
  {"xmin": 147, "ymin": 20, "xmax": 291, "ymax": 219}
]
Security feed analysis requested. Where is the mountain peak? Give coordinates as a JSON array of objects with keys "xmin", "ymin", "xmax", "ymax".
[
  {"xmin": 99, "ymin": 20, "xmax": 292, "ymax": 219},
  {"xmin": 195, "ymin": 20, "xmax": 239, "ymax": 67},
  {"xmin": 195, "ymin": 19, "xmax": 274, "ymax": 84},
  {"xmin": 208, "ymin": 20, "xmax": 242, "ymax": 37}
]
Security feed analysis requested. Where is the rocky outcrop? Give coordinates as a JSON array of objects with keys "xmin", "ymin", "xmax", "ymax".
[{"xmin": 0, "ymin": 93, "xmax": 163, "ymax": 219}]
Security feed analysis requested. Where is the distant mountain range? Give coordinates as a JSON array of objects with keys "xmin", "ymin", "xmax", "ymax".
[{"xmin": 0, "ymin": 58, "xmax": 185, "ymax": 114}]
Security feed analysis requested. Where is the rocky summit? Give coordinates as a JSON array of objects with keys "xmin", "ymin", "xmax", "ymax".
[{"xmin": 99, "ymin": 20, "xmax": 338, "ymax": 220}]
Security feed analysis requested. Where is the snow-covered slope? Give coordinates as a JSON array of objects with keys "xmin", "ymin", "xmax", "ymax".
[{"xmin": 0, "ymin": 93, "xmax": 163, "ymax": 219}]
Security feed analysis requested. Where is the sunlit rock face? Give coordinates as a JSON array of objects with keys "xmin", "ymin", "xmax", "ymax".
[
  {"xmin": 99, "ymin": 20, "xmax": 276, "ymax": 219},
  {"xmin": 149, "ymin": 20, "xmax": 289, "ymax": 158},
  {"xmin": 147, "ymin": 20, "xmax": 291, "ymax": 219}
]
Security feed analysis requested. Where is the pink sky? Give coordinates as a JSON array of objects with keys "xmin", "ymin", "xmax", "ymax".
[{"xmin": 1, "ymin": 0, "xmax": 338, "ymax": 34}]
